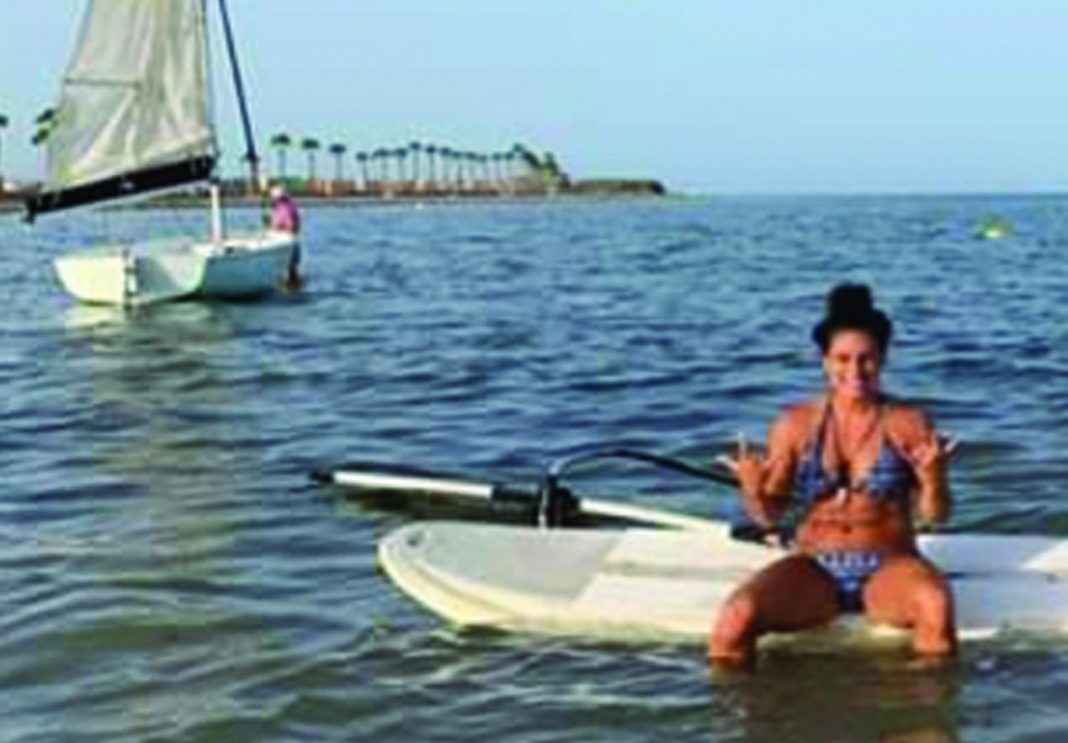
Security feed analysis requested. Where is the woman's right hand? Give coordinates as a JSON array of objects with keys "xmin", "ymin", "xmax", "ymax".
[{"xmin": 718, "ymin": 434, "xmax": 771, "ymax": 524}]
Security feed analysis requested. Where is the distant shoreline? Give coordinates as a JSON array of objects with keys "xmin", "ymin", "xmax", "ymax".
[
  {"xmin": 158, "ymin": 177, "xmax": 667, "ymax": 206},
  {"xmin": 0, "ymin": 178, "xmax": 666, "ymax": 214}
]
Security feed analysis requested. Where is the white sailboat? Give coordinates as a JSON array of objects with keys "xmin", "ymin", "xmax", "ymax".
[{"xmin": 25, "ymin": 0, "xmax": 297, "ymax": 306}]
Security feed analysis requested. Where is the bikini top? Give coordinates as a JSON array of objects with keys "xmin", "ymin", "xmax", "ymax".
[{"xmin": 795, "ymin": 403, "xmax": 916, "ymax": 504}]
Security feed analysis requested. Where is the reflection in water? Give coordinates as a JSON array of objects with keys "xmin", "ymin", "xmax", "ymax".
[
  {"xmin": 712, "ymin": 651, "xmax": 961, "ymax": 742},
  {"xmin": 63, "ymin": 300, "xmax": 218, "ymax": 333},
  {"xmin": 54, "ymin": 302, "xmax": 262, "ymax": 728},
  {"xmin": 58, "ymin": 301, "xmax": 261, "ymax": 576},
  {"xmin": 61, "ymin": 301, "xmax": 246, "ymax": 552},
  {"xmin": 62, "ymin": 300, "xmax": 237, "ymax": 488}
]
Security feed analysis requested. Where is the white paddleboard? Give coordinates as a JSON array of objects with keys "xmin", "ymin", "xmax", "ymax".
[{"xmin": 378, "ymin": 520, "xmax": 1068, "ymax": 646}]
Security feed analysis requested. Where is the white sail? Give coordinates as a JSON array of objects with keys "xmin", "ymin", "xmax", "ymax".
[{"xmin": 38, "ymin": 0, "xmax": 213, "ymax": 205}]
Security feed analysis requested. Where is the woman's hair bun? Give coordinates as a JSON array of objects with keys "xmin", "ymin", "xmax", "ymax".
[
  {"xmin": 812, "ymin": 282, "xmax": 892, "ymax": 355},
  {"xmin": 827, "ymin": 283, "xmax": 874, "ymax": 319}
]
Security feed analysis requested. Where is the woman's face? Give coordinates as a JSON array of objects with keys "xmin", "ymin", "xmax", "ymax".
[{"xmin": 824, "ymin": 329, "xmax": 882, "ymax": 402}]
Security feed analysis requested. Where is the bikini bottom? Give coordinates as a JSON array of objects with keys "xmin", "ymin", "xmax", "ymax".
[{"xmin": 812, "ymin": 550, "xmax": 884, "ymax": 612}]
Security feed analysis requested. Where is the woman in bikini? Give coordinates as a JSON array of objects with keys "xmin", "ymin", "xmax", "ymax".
[{"xmin": 710, "ymin": 283, "xmax": 957, "ymax": 667}]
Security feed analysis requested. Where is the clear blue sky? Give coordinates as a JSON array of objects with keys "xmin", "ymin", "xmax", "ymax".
[{"xmin": 2, "ymin": 0, "xmax": 1067, "ymax": 193}]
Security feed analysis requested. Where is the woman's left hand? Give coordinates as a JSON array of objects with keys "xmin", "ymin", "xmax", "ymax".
[{"xmin": 909, "ymin": 433, "xmax": 958, "ymax": 485}]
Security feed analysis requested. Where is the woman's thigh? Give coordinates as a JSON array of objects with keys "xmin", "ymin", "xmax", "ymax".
[
  {"xmin": 862, "ymin": 554, "xmax": 953, "ymax": 627},
  {"xmin": 735, "ymin": 554, "xmax": 840, "ymax": 631}
]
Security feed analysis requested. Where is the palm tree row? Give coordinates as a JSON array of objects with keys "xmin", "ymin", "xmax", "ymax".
[
  {"xmin": 9, "ymin": 111, "xmax": 568, "ymax": 200},
  {"xmin": 267, "ymin": 134, "xmax": 568, "ymax": 197}
]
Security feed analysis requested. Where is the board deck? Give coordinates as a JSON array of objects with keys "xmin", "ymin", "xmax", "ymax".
[{"xmin": 378, "ymin": 520, "xmax": 1068, "ymax": 646}]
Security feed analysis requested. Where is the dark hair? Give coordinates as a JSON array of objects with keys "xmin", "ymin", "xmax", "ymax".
[{"xmin": 811, "ymin": 283, "xmax": 892, "ymax": 356}]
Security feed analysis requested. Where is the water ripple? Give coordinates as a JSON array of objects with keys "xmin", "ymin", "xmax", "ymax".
[{"xmin": 5, "ymin": 195, "xmax": 1068, "ymax": 740}]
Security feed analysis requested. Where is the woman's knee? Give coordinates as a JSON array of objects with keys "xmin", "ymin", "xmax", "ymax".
[
  {"xmin": 912, "ymin": 577, "xmax": 954, "ymax": 630},
  {"xmin": 711, "ymin": 590, "xmax": 760, "ymax": 646},
  {"xmin": 909, "ymin": 577, "xmax": 957, "ymax": 656}
]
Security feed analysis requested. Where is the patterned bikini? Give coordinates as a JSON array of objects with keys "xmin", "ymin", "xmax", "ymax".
[{"xmin": 795, "ymin": 404, "xmax": 916, "ymax": 611}]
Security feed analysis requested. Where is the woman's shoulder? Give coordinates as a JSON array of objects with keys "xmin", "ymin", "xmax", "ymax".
[
  {"xmin": 772, "ymin": 399, "xmax": 823, "ymax": 440},
  {"xmin": 881, "ymin": 397, "xmax": 936, "ymax": 440}
]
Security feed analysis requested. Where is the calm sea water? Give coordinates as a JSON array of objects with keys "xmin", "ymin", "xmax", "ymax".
[{"xmin": 3, "ymin": 194, "xmax": 1068, "ymax": 742}]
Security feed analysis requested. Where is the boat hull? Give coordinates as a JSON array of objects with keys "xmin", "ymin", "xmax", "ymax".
[{"xmin": 53, "ymin": 231, "xmax": 297, "ymax": 306}]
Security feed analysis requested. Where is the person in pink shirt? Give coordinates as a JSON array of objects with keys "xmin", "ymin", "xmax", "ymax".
[
  {"xmin": 269, "ymin": 185, "xmax": 302, "ymax": 286},
  {"xmin": 270, "ymin": 185, "xmax": 301, "ymax": 234}
]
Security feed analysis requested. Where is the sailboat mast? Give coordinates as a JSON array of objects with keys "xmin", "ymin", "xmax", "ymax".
[{"xmin": 217, "ymin": 0, "xmax": 261, "ymax": 191}]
